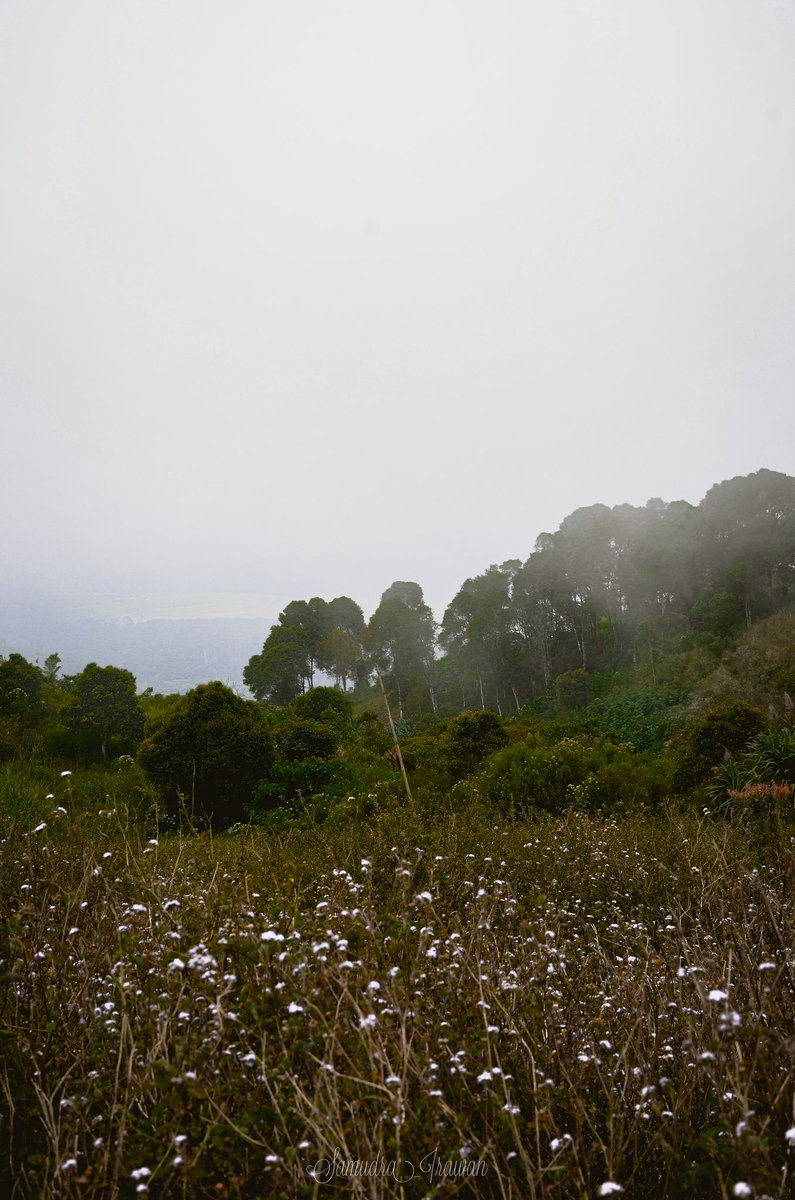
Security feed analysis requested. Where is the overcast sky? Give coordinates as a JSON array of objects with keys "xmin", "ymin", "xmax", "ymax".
[{"xmin": 2, "ymin": 0, "xmax": 794, "ymax": 620}]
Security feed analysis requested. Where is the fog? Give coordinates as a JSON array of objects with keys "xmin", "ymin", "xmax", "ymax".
[{"xmin": 2, "ymin": 0, "xmax": 795, "ymax": 623}]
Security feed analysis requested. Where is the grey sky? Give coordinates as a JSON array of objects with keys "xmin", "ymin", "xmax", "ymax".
[{"xmin": 2, "ymin": 0, "xmax": 794, "ymax": 621}]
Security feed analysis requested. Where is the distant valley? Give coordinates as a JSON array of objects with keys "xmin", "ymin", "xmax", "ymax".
[{"xmin": 0, "ymin": 592, "xmax": 283, "ymax": 694}]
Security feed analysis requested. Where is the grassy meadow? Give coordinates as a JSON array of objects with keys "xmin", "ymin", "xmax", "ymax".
[{"xmin": 1, "ymin": 765, "xmax": 795, "ymax": 1198}]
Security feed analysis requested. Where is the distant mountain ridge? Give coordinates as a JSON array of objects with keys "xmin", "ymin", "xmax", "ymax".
[{"xmin": 0, "ymin": 606, "xmax": 267, "ymax": 695}]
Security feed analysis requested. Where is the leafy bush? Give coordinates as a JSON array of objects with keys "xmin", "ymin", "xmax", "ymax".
[
  {"xmin": 439, "ymin": 710, "xmax": 509, "ymax": 782},
  {"xmin": 478, "ymin": 735, "xmax": 664, "ymax": 815},
  {"xmin": 138, "ymin": 682, "xmax": 274, "ymax": 826},
  {"xmin": 589, "ymin": 687, "xmax": 686, "ymax": 752},
  {"xmin": 250, "ymin": 757, "xmax": 351, "ymax": 812},
  {"xmin": 746, "ymin": 725, "xmax": 795, "ymax": 784},
  {"xmin": 292, "ymin": 686, "xmax": 353, "ymax": 728},
  {"xmin": 478, "ymin": 742, "xmax": 579, "ymax": 813},
  {"xmin": 670, "ymin": 698, "xmax": 767, "ymax": 793},
  {"xmin": 706, "ymin": 725, "xmax": 795, "ymax": 814},
  {"xmin": 354, "ymin": 710, "xmax": 391, "ymax": 754},
  {"xmin": 276, "ymin": 719, "xmax": 338, "ymax": 762}
]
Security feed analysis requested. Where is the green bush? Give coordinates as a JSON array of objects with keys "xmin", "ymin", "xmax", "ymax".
[
  {"xmin": 747, "ymin": 726, "xmax": 795, "ymax": 784},
  {"xmin": 292, "ymin": 686, "xmax": 353, "ymax": 728},
  {"xmin": 354, "ymin": 710, "xmax": 391, "ymax": 754},
  {"xmin": 589, "ymin": 687, "xmax": 686, "ymax": 752},
  {"xmin": 138, "ymin": 682, "xmax": 274, "ymax": 827},
  {"xmin": 276, "ymin": 719, "xmax": 338, "ymax": 762},
  {"xmin": 439, "ymin": 710, "xmax": 509, "ymax": 782},
  {"xmin": 706, "ymin": 725, "xmax": 795, "ymax": 814},
  {"xmin": 250, "ymin": 757, "xmax": 351, "ymax": 812},
  {"xmin": 477, "ymin": 741, "xmax": 581, "ymax": 814},
  {"xmin": 478, "ymin": 734, "xmax": 664, "ymax": 815},
  {"xmin": 670, "ymin": 698, "xmax": 767, "ymax": 793}
]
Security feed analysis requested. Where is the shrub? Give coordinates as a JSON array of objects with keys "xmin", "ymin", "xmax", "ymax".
[
  {"xmin": 292, "ymin": 686, "xmax": 353, "ymax": 728},
  {"xmin": 705, "ymin": 725, "xmax": 795, "ymax": 814},
  {"xmin": 479, "ymin": 734, "xmax": 664, "ymax": 815},
  {"xmin": 478, "ymin": 741, "xmax": 581, "ymax": 814},
  {"xmin": 555, "ymin": 668, "xmax": 592, "ymax": 712},
  {"xmin": 138, "ymin": 682, "xmax": 274, "ymax": 826},
  {"xmin": 276, "ymin": 719, "xmax": 338, "ymax": 762},
  {"xmin": 590, "ymin": 687, "xmax": 686, "ymax": 752},
  {"xmin": 746, "ymin": 725, "xmax": 795, "ymax": 784},
  {"xmin": 251, "ymin": 757, "xmax": 350, "ymax": 812},
  {"xmin": 670, "ymin": 698, "xmax": 767, "ymax": 793},
  {"xmin": 440, "ymin": 710, "xmax": 509, "ymax": 782}
]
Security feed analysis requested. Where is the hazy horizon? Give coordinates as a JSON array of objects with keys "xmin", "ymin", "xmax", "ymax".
[{"xmin": 2, "ymin": 1, "xmax": 794, "ymax": 617}]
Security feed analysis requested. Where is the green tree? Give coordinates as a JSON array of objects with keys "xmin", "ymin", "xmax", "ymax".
[
  {"xmin": 42, "ymin": 653, "xmax": 62, "ymax": 685},
  {"xmin": 320, "ymin": 628, "xmax": 362, "ymax": 691},
  {"xmin": 244, "ymin": 625, "xmax": 315, "ymax": 703},
  {"xmin": 440, "ymin": 563, "xmax": 525, "ymax": 714},
  {"xmin": 246, "ymin": 595, "xmax": 366, "ymax": 702},
  {"xmin": 138, "ymin": 681, "xmax": 274, "ymax": 826},
  {"xmin": 670, "ymin": 698, "xmax": 767, "ymax": 793},
  {"xmin": 67, "ymin": 663, "xmax": 144, "ymax": 760},
  {"xmin": 696, "ymin": 469, "xmax": 795, "ymax": 615},
  {"xmin": 364, "ymin": 582, "xmax": 437, "ymax": 717},
  {"xmin": 555, "ymin": 668, "xmax": 593, "ymax": 713},
  {"xmin": 292, "ymin": 685, "xmax": 353, "ymax": 727},
  {"xmin": 326, "ymin": 596, "xmax": 365, "ymax": 639},
  {"xmin": 0, "ymin": 653, "xmax": 43, "ymax": 714}
]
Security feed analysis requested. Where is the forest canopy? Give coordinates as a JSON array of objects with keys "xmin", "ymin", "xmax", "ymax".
[{"xmin": 244, "ymin": 468, "xmax": 795, "ymax": 720}]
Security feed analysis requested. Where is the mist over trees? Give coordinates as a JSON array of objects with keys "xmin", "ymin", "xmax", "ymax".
[
  {"xmin": 243, "ymin": 596, "xmax": 366, "ymax": 702},
  {"xmin": 2, "ymin": 467, "xmax": 794, "ymax": 827},
  {"xmin": 244, "ymin": 468, "xmax": 795, "ymax": 720}
]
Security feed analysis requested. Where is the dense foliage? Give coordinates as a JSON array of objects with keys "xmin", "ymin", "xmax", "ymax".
[
  {"xmin": 137, "ymin": 682, "xmax": 274, "ymax": 826},
  {"xmin": 241, "ymin": 468, "xmax": 795, "ymax": 725}
]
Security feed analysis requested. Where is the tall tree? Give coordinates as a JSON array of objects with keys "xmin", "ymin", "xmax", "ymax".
[
  {"xmin": 364, "ymin": 582, "xmax": 437, "ymax": 717},
  {"xmin": 244, "ymin": 625, "xmax": 315, "ymax": 703},
  {"xmin": 440, "ymin": 563, "xmax": 524, "ymax": 713}
]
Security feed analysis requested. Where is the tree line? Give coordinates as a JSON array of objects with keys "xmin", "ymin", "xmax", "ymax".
[
  {"xmin": 2, "ymin": 467, "xmax": 793, "ymax": 829},
  {"xmin": 244, "ymin": 468, "xmax": 795, "ymax": 719}
]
